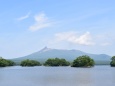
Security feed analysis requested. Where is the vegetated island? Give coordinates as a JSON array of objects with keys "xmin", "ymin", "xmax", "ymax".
[
  {"xmin": 20, "ymin": 59, "xmax": 41, "ymax": 67},
  {"xmin": 71, "ymin": 55, "xmax": 95, "ymax": 67},
  {"xmin": 0, "ymin": 57, "xmax": 15, "ymax": 67},
  {"xmin": 44, "ymin": 58, "xmax": 70, "ymax": 66},
  {"xmin": 0, "ymin": 55, "xmax": 114, "ymax": 67},
  {"xmin": 110, "ymin": 56, "xmax": 115, "ymax": 67}
]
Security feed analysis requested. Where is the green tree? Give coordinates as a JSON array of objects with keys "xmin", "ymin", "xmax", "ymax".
[
  {"xmin": 6, "ymin": 60, "xmax": 15, "ymax": 66},
  {"xmin": 44, "ymin": 58, "xmax": 70, "ymax": 66},
  {"xmin": 0, "ymin": 57, "xmax": 15, "ymax": 67},
  {"xmin": 59, "ymin": 58, "xmax": 70, "ymax": 66},
  {"xmin": 71, "ymin": 55, "xmax": 95, "ymax": 67},
  {"xmin": 20, "ymin": 59, "xmax": 41, "ymax": 66},
  {"xmin": 111, "ymin": 56, "xmax": 115, "ymax": 61},
  {"xmin": 110, "ymin": 56, "xmax": 115, "ymax": 67}
]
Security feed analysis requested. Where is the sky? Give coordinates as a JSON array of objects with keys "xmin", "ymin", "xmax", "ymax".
[{"xmin": 0, "ymin": 0, "xmax": 115, "ymax": 59}]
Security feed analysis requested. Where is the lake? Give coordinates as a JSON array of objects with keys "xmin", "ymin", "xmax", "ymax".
[{"xmin": 0, "ymin": 66, "xmax": 115, "ymax": 86}]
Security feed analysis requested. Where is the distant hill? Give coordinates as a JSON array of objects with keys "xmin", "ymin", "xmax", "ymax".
[{"xmin": 11, "ymin": 47, "xmax": 111, "ymax": 65}]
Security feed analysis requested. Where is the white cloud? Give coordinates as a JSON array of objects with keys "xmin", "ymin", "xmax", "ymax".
[
  {"xmin": 17, "ymin": 12, "xmax": 30, "ymax": 21},
  {"xmin": 55, "ymin": 31, "xmax": 95, "ymax": 46},
  {"xmin": 29, "ymin": 12, "xmax": 52, "ymax": 31}
]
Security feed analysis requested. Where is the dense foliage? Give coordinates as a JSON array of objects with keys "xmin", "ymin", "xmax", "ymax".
[
  {"xmin": 44, "ymin": 58, "xmax": 70, "ymax": 66},
  {"xmin": 71, "ymin": 55, "xmax": 95, "ymax": 67},
  {"xmin": 20, "ymin": 59, "xmax": 41, "ymax": 66},
  {"xmin": 0, "ymin": 57, "xmax": 15, "ymax": 67},
  {"xmin": 110, "ymin": 56, "xmax": 115, "ymax": 67}
]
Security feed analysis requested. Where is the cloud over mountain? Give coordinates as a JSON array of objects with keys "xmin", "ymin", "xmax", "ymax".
[{"xmin": 55, "ymin": 31, "xmax": 95, "ymax": 46}]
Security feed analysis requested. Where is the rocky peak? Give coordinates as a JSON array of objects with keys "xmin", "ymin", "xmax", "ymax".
[{"xmin": 39, "ymin": 46, "xmax": 51, "ymax": 53}]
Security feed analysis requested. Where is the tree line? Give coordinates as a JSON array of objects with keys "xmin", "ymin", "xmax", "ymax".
[{"xmin": 0, "ymin": 55, "xmax": 115, "ymax": 67}]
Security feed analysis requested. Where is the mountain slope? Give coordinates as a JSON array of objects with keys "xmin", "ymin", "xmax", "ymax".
[{"xmin": 12, "ymin": 47, "xmax": 111, "ymax": 65}]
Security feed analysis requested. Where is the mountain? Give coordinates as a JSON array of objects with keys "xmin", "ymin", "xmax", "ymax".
[{"xmin": 12, "ymin": 47, "xmax": 111, "ymax": 65}]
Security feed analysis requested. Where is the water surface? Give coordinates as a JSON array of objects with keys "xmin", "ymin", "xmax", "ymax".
[{"xmin": 0, "ymin": 66, "xmax": 115, "ymax": 86}]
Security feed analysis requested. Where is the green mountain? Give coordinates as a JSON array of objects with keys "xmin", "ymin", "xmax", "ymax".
[{"xmin": 12, "ymin": 47, "xmax": 111, "ymax": 65}]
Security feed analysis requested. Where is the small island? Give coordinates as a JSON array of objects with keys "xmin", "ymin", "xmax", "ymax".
[
  {"xmin": 71, "ymin": 55, "xmax": 95, "ymax": 67},
  {"xmin": 20, "ymin": 59, "xmax": 41, "ymax": 67},
  {"xmin": 44, "ymin": 58, "xmax": 70, "ymax": 66},
  {"xmin": 110, "ymin": 56, "xmax": 115, "ymax": 67},
  {"xmin": 0, "ymin": 57, "xmax": 15, "ymax": 67}
]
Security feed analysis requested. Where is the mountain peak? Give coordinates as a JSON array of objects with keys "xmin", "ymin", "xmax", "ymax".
[
  {"xmin": 43, "ymin": 46, "xmax": 48, "ymax": 49},
  {"xmin": 39, "ymin": 46, "xmax": 51, "ymax": 53}
]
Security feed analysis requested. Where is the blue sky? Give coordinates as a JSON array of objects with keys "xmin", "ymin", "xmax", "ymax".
[{"xmin": 0, "ymin": 0, "xmax": 115, "ymax": 59}]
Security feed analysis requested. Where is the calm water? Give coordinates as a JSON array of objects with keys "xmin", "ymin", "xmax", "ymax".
[{"xmin": 0, "ymin": 66, "xmax": 115, "ymax": 86}]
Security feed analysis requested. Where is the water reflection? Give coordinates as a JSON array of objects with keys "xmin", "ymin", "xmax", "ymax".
[{"xmin": 74, "ymin": 69, "xmax": 93, "ymax": 86}]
